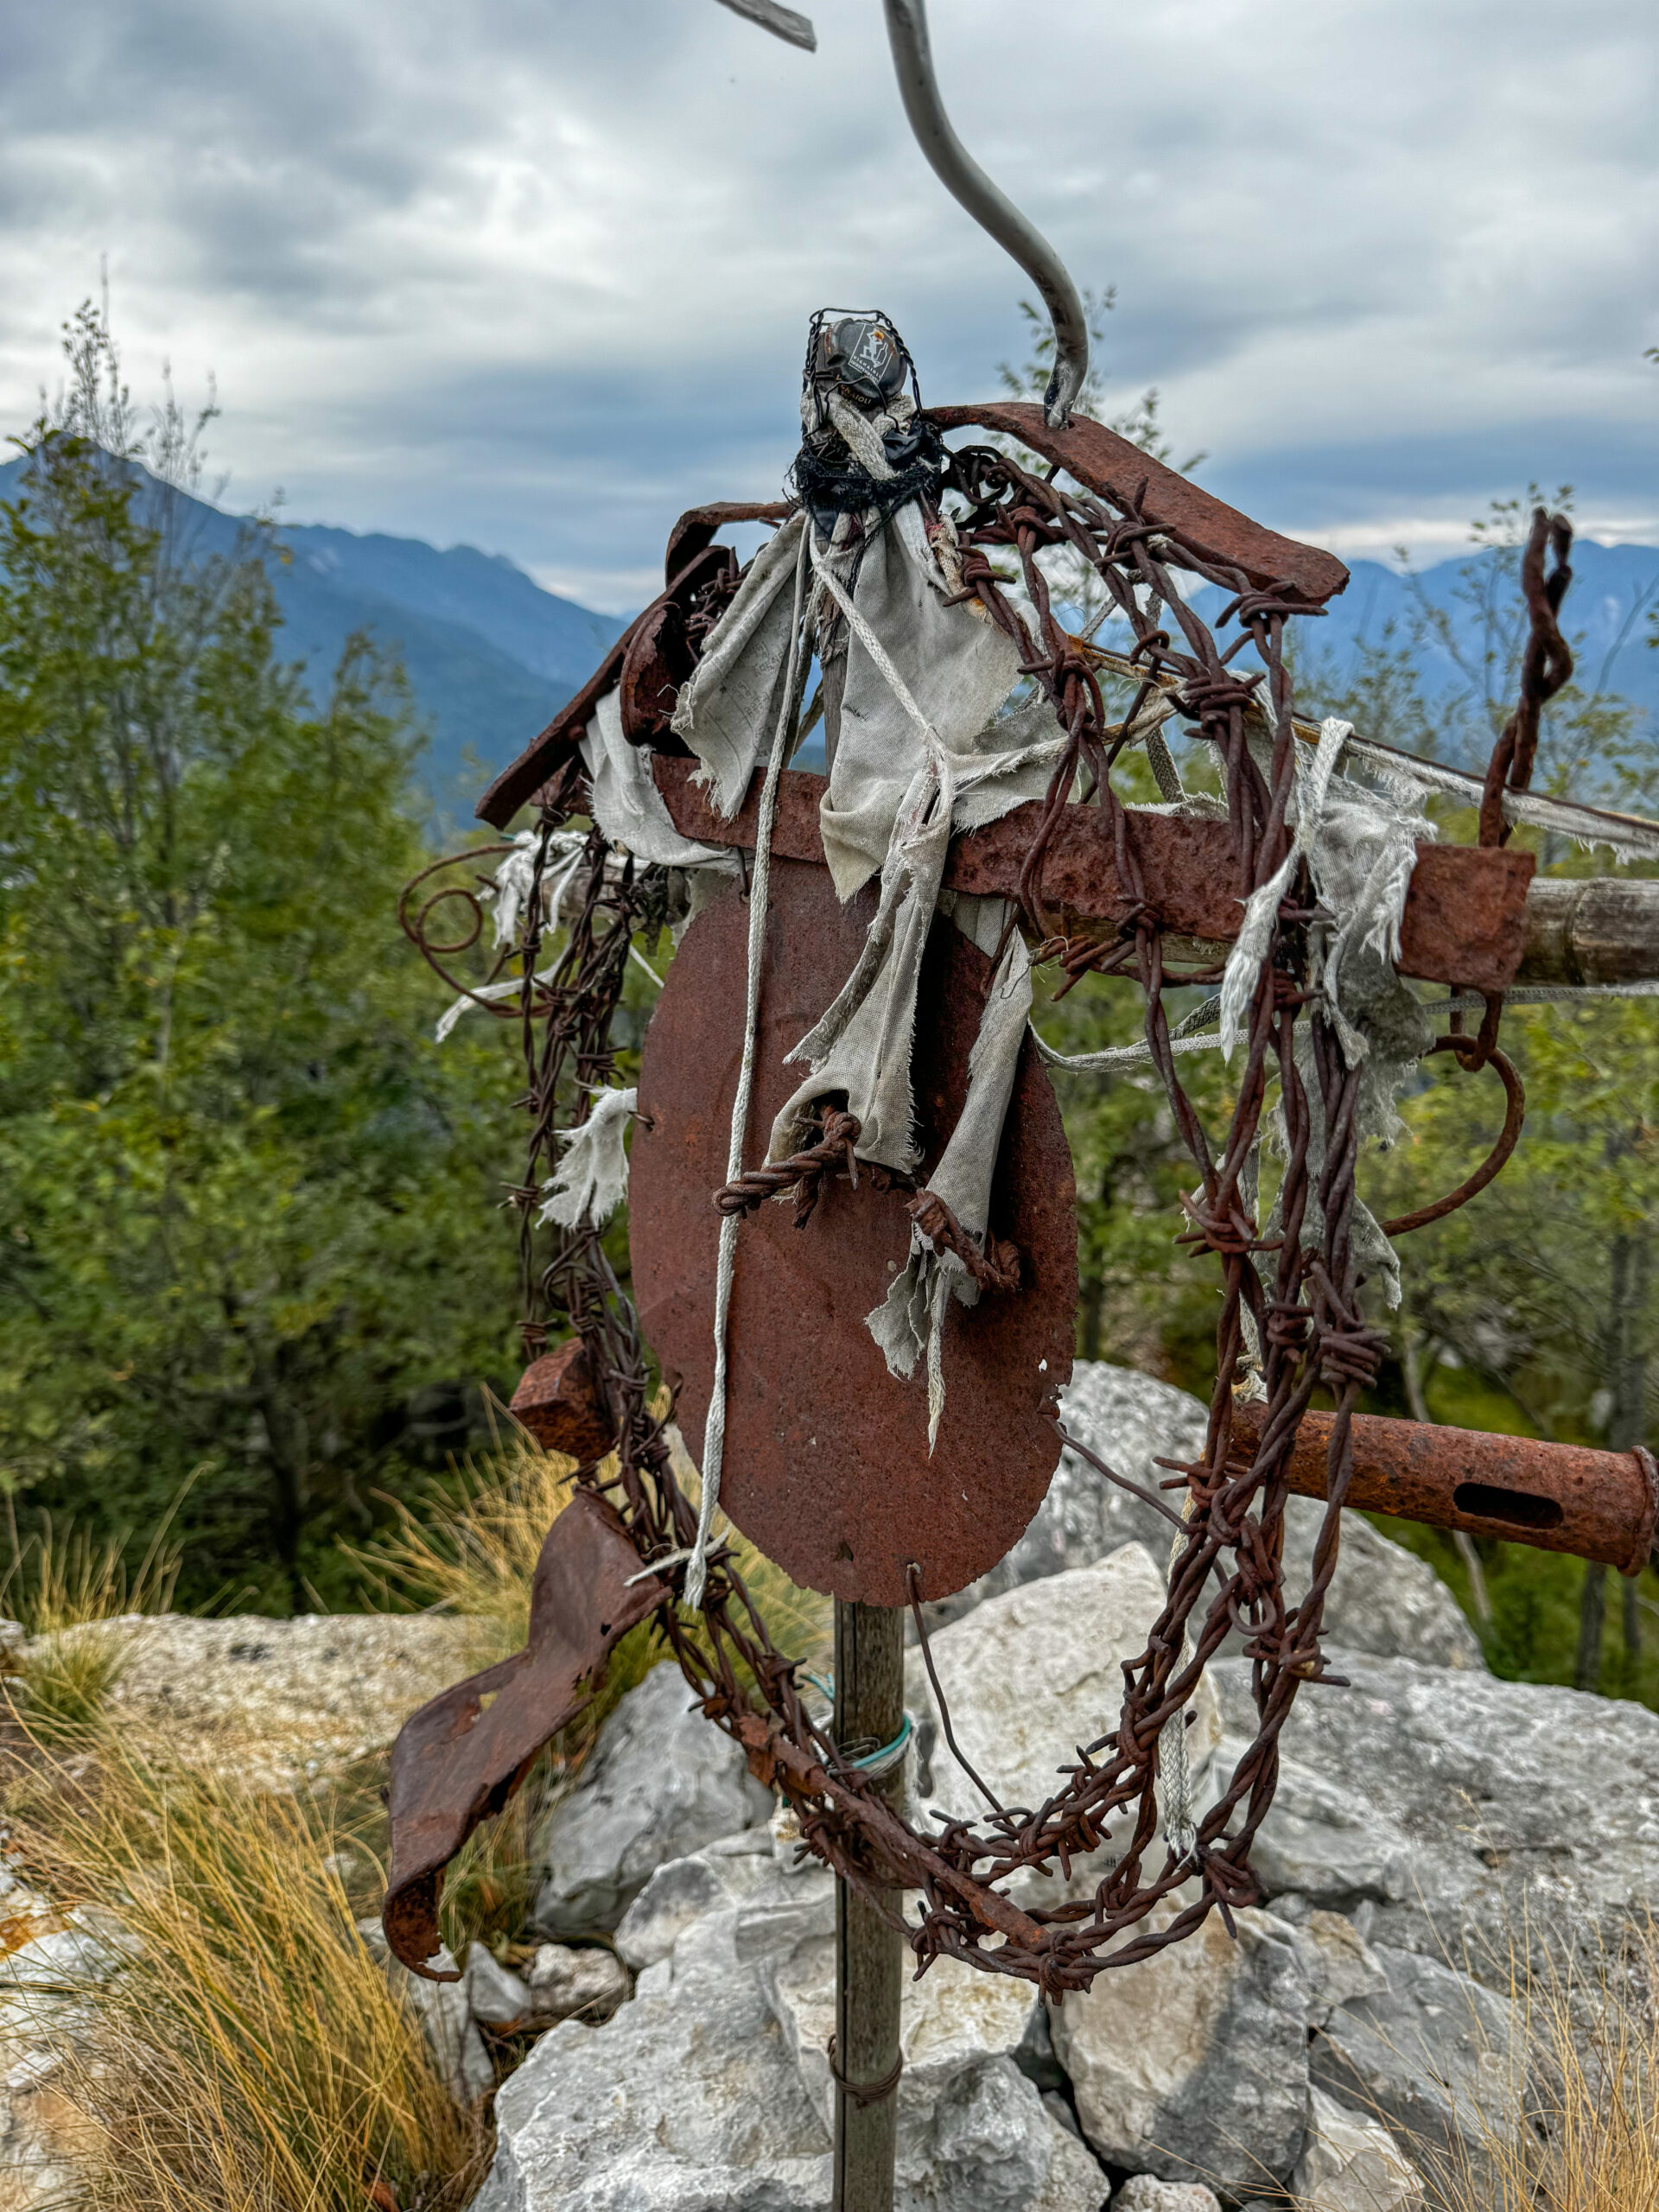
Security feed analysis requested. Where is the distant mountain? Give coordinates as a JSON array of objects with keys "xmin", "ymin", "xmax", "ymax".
[
  {"xmin": 1190, "ymin": 540, "xmax": 1659, "ymax": 766},
  {"xmin": 0, "ymin": 455, "xmax": 626, "ymax": 817},
  {"xmin": 5, "ymin": 448, "xmax": 1655, "ymax": 807}
]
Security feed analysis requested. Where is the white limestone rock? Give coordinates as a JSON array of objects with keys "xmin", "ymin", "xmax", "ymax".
[
  {"xmin": 533, "ymin": 1663, "xmax": 773, "ymax": 1936},
  {"xmin": 904, "ymin": 1542, "xmax": 1223, "ymax": 1906},
  {"xmin": 522, "ymin": 1942, "xmax": 631, "ymax": 2025},
  {"xmin": 736, "ymin": 1866, "xmax": 1109, "ymax": 2212},
  {"xmin": 1047, "ymin": 1899, "xmax": 1310, "ymax": 2196},
  {"xmin": 482, "ymin": 1904, "xmax": 834, "ymax": 2211},
  {"xmin": 1311, "ymin": 1944, "xmax": 1516, "ymax": 2198},
  {"xmin": 16, "ymin": 1611, "xmax": 480, "ymax": 1780},
  {"xmin": 463, "ymin": 1944, "xmax": 535, "ymax": 2032},
  {"xmin": 613, "ymin": 1829, "xmax": 776, "ymax": 1971},
  {"xmin": 1212, "ymin": 1649, "xmax": 1659, "ymax": 1974},
  {"xmin": 1294, "ymin": 2086, "xmax": 1422, "ymax": 2211},
  {"xmin": 1111, "ymin": 2179, "xmax": 1222, "ymax": 2211}
]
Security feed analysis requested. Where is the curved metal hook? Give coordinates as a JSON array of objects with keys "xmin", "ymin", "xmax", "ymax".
[{"xmin": 881, "ymin": 0, "xmax": 1089, "ymax": 428}]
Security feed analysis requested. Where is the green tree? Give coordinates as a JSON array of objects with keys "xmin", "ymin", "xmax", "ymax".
[{"xmin": 0, "ymin": 307, "xmax": 519, "ymax": 1608}]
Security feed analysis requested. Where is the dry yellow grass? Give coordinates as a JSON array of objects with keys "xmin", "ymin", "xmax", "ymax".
[
  {"xmin": 1411, "ymin": 1925, "xmax": 1659, "ymax": 2212},
  {"xmin": 8, "ymin": 1728, "xmax": 492, "ymax": 2212},
  {"xmin": 358, "ymin": 1401, "xmax": 830, "ymax": 1961},
  {"xmin": 2, "ymin": 1490, "xmax": 190, "ymax": 1738},
  {"xmin": 0, "ymin": 1397, "xmax": 829, "ymax": 2209}
]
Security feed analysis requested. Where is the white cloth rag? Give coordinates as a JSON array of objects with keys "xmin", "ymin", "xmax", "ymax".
[{"xmin": 538, "ymin": 1085, "xmax": 638, "ymax": 1230}]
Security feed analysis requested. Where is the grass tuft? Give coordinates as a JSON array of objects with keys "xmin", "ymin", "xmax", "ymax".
[
  {"xmin": 8, "ymin": 1729, "xmax": 493, "ymax": 2212},
  {"xmin": 3, "ymin": 1491, "xmax": 192, "ymax": 1738},
  {"xmin": 1413, "ymin": 1924, "xmax": 1659, "ymax": 2211}
]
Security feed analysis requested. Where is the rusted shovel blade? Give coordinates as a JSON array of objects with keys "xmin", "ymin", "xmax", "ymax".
[
  {"xmin": 629, "ymin": 860, "xmax": 1077, "ymax": 1606},
  {"xmin": 382, "ymin": 1489, "xmax": 666, "ymax": 1976}
]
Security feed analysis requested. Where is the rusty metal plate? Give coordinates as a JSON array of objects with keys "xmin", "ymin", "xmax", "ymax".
[
  {"xmin": 383, "ymin": 1489, "xmax": 667, "ymax": 1975},
  {"xmin": 629, "ymin": 859, "xmax": 1077, "ymax": 1605},
  {"xmin": 929, "ymin": 400, "xmax": 1350, "ymax": 608}
]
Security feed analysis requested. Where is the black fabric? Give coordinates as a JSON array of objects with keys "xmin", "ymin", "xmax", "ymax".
[{"xmin": 788, "ymin": 413, "xmax": 947, "ymax": 537}]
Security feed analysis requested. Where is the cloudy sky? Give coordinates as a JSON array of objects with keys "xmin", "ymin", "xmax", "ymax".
[{"xmin": 3, "ymin": 0, "xmax": 1656, "ymax": 612}]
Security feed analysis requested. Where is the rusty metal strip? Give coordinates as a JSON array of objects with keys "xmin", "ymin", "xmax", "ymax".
[
  {"xmin": 477, "ymin": 506, "xmax": 788, "ymax": 827},
  {"xmin": 1229, "ymin": 1400, "xmax": 1659, "ymax": 1573},
  {"xmin": 652, "ymin": 756, "xmax": 1537, "ymax": 994},
  {"xmin": 928, "ymin": 399, "xmax": 1350, "ymax": 607},
  {"xmin": 382, "ymin": 1490, "xmax": 668, "ymax": 1976},
  {"xmin": 663, "ymin": 499, "xmax": 795, "ymax": 587}
]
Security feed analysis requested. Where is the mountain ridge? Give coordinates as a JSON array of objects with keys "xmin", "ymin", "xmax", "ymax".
[{"xmin": 3, "ymin": 452, "xmax": 1654, "ymax": 810}]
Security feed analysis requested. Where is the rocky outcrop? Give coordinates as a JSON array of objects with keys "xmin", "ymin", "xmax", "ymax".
[
  {"xmin": 1212, "ymin": 1649, "xmax": 1659, "ymax": 1974},
  {"xmin": 11, "ymin": 1611, "xmax": 480, "ymax": 1779},
  {"xmin": 487, "ymin": 1862, "xmax": 1108, "ymax": 2212},
  {"xmin": 533, "ymin": 1662, "xmax": 774, "ymax": 1937},
  {"xmin": 1311, "ymin": 1945, "xmax": 1516, "ymax": 2196},
  {"xmin": 937, "ymin": 1362, "xmax": 1483, "ymax": 1674},
  {"xmin": 467, "ymin": 1493, "xmax": 1659, "ymax": 2210},
  {"xmin": 1048, "ymin": 1901, "xmax": 1309, "ymax": 2196}
]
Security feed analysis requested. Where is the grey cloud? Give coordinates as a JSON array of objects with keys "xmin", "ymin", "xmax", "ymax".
[{"xmin": 0, "ymin": 0, "xmax": 1654, "ymax": 603}]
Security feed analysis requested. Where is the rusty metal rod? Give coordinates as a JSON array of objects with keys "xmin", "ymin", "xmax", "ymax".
[
  {"xmin": 1228, "ymin": 1401, "xmax": 1659, "ymax": 1574},
  {"xmin": 653, "ymin": 756, "xmax": 1659, "ymax": 994},
  {"xmin": 832, "ymin": 1599, "xmax": 905, "ymax": 2212}
]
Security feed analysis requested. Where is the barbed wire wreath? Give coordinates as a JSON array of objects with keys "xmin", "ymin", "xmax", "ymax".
[{"xmin": 388, "ymin": 428, "xmax": 1571, "ymax": 1998}]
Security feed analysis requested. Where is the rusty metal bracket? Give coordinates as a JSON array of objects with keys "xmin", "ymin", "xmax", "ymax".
[
  {"xmin": 382, "ymin": 1490, "xmax": 668, "ymax": 1976},
  {"xmin": 653, "ymin": 753, "xmax": 1538, "ymax": 995}
]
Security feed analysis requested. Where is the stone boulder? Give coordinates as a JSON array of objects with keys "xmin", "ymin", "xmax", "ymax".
[
  {"xmin": 533, "ymin": 1663, "xmax": 773, "ymax": 1937},
  {"xmin": 1111, "ymin": 2181, "xmax": 1221, "ymax": 2212},
  {"xmin": 479, "ymin": 1904, "xmax": 830, "ymax": 2212},
  {"xmin": 613, "ymin": 1830, "xmax": 777, "ymax": 1971},
  {"xmin": 521, "ymin": 1942, "xmax": 630, "ymax": 2025},
  {"xmin": 482, "ymin": 1879, "xmax": 1107, "ymax": 2212},
  {"xmin": 1311, "ymin": 1944, "xmax": 1516, "ymax": 2197},
  {"xmin": 1047, "ymin": 1899, "xmax": 1309, "ymax": 2196},
  {"xmin": 904, "ymin": 1542, "xmax": 1224, "ymax": 1903},
  {"xmin": 936, "ymin": 1362, "xmax": 1481, "ymax": 1673},
  {"xmin": 1211, "ymin": 1649, "xmax": 1659, "ymax": 1977},
  {"xmin": 14, "ymin": 1611, "xmax": 480, "ymax": 1780},
  {"xmin": 1293, "ymin": 2086, "xmax": 1421, "ymax": 2212}
]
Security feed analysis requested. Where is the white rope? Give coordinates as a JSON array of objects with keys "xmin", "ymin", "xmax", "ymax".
[
  {"xmin": 678, "ymin": 527, "xmax": 812, "ymax": 1611},
  {"xmin": 1157, "ymin": 1485, "xmax": 1199, "ymax": 1866}
]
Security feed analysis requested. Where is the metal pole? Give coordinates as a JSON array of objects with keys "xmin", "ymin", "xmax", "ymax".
[
  {"xmin": 880, "ymin": 0, "xmax": 1089, "ymax": 427},
  {"xmin": 832, "ymin": 1599, "xmax": 905, "ymax": 2212}
]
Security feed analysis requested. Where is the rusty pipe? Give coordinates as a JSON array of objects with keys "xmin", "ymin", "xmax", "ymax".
[{"xmin": 1229, "ymin": 1401, "xmax": 1659, "ymax": 1575}]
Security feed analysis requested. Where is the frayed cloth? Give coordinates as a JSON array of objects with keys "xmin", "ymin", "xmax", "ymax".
[
  {"xmin": 583, "ymin": 689, "xmax": 731, "ymax": 871},
  {"xmin": 538, "ymin": 1086, "xmax": 638, "ymax": 1230},
  {"xmin": 865, "ymin": 902, "xmax": 1033, "ymax": 1450},
  {"xmin": 671, "ymin": 512, "xmax": 809, "ymax": 817}
]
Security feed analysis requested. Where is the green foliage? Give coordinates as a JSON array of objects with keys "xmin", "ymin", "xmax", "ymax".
[{"xmin": 0, "ymin": 307, "xmax": 520, "ymax": 1609}]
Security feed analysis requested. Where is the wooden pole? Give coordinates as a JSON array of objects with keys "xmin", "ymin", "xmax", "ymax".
[{"xmin": 832, "ymin": 1599, "xmax": 905, "ymax": 2212}]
